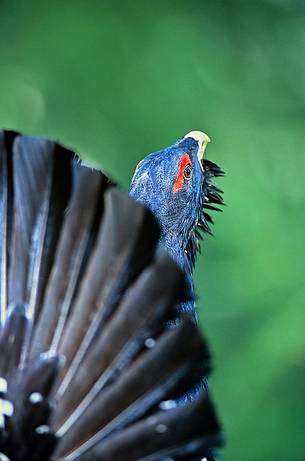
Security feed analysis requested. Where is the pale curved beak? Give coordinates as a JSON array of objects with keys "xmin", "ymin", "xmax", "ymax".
[{"xmin": 183, "ymin": 130, "xmax": 211, "ymax": 169}]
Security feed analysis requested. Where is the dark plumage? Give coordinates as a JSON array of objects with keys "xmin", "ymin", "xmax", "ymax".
[
  {"xmin": 0, "ymin": 131, "xmax": 222, "ymax": 461},
  {"xmin": 130, "ymin": 131, "xmax": 224, "ymax": 322}
]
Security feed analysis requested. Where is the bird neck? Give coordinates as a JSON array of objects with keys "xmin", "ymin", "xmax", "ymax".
[
  {"xmin": 160, "ymin": 228, "xmax": 197, "ymax": 277},
  {"xmin": 159, "ymin": 231, "xmax": 189, "ymax": 272},
  {"xmin": 160, "ymin": 231, "xmax": 197, "ymax": 323}
]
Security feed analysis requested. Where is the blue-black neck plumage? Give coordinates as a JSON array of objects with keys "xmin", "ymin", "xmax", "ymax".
[{"xmin": 130, "ymin": 135, "xmax": 224, "ymax": 324}]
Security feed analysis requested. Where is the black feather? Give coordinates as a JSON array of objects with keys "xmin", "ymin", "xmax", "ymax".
[
  {"xmin": 186, "ymin": 158, "xmax": 225, "ymax": 269},
  {"xmin": 0, "ymin": 131, "xmax": 223, "ymax": 461}
]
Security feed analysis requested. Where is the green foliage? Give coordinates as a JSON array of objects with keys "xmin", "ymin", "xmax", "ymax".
[{"xmin": 0, "ymin": 1, "xmax": 304, "ymax": 459}]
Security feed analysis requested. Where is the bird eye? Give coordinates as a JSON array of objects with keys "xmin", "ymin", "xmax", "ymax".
[{"xmin": 183, "ymin": 164, "xmax": 192, "ymax": 180}]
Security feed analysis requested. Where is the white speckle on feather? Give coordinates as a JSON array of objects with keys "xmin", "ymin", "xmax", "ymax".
[{"xmin": 155, "ymin": 423, "xmax": 168, "ymax": 433}]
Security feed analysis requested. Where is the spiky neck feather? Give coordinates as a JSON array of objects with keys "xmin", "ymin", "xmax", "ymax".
[
  {"xmin": 130, "ymin": 137, "xmax": 224, "ymax": 322},
  {"xmin": 186, "ymin": 159, "xmax": 225, "ymax": 271},
  {"xmin": 130, "ymin": 156, "xmax": 224, "ymax": 275}
]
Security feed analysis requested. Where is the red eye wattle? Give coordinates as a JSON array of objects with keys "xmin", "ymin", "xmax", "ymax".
[{"xmin": 173, "ymin": 153, "xmax": 192, "ymax": 192}]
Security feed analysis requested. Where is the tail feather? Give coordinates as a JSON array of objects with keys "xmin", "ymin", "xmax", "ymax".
[
  {"xmin": 74, "ymin": 393, "xmax": 220, "ymax": 461},
  {"xmin": 53, "ymin": 320, "xmax": 205, "ymax": 457},
  {"xmin": 30, "ymin": 164, "xmax": 104, "ymax": 359},
  {"xmin": 0, "ymin": 131, "xmax": 16, "ymax": 326},
  {"xmin": 0, "ymin": 131, "xmax": 223, "ymax": 461},
  {"xmin": 0, "ymin": 304, "xmax": 29, "ymax": 378},
  {"xmin": 56, "ymin": 189, "xmax": 160, "ymax": 394},
  {"xmin": 8, "ymin": 136, "xmax": 55, "ymax": 317},
  {"xmin": 52, "ymin": 251, "xmax": 185, "ymax": 431}
]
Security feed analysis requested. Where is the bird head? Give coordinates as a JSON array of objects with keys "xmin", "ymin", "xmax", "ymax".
[{"xmin": 130, "ymin": 131, "xmax": 224, "ymax": 271}]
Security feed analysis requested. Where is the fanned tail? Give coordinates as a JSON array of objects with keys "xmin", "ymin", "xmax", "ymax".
[{"xmin": 0, "ymin": 130, "xmax": 223, "ymax": 461}]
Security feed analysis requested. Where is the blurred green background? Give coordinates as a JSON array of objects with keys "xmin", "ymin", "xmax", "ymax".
[{"xmin": 0, "ymin": 0, "xmax": 304, "ymax": 459}]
